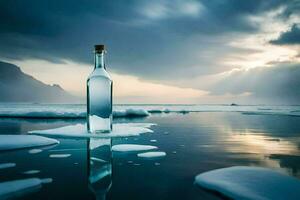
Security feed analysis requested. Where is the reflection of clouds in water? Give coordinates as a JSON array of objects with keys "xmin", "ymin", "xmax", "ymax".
[
  {"xmin": 225, "ymin": 134, "xmax": 300, "ymax": 155},
  {"xmin": 223, "ymin": 133, "xmax": 300, "ymax": 173}
]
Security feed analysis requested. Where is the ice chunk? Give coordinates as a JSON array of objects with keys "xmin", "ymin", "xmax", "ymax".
[
  {"xmin": 29, "ymin": 123, "xmax": 155, "ymax": 138},
  {"xmin": 28, "ymin": 149, "xmax": 43, "ymax": 154},
  {"xmin": 195, "ymin": 166, "xmax": 300, "ymax": 200},
  {"xmin": 0, "ymin": 178, "xmax": 51, "ymax": 199},
  {"xmin": 0, "ymin": 135, "xmax": 59, "ymax": 151},
  {"xmin": 137, "ymin": 151, "xmax": 166, "ymax": 158},
  {"xmin": 23, "ymin": 170, "xmax": 40, "ymax": 175},
  {"xmin": 1, "ymin": 104, "xmax": 300, "ymax": 118},
  {"xmin": 113, "ymin": 108, "xmax": 149, "ymax": 118},
  {"xmin": 0, "ymin": 163, "xmax": 16, "ymax": 170},
  {"xmin": 41, "ymin": 178, "xmax": 52, "ymax": 184},
  {"xmin": 49, "ymin": 154, "xmax": 71, "ymax": 158},
  {"xmin": 0, "ymin": 105, "xmax": 149, "ymax": 119},
  {"xmin": 112, "ymin": 144, "xmax": 157, "ymax": 152}
]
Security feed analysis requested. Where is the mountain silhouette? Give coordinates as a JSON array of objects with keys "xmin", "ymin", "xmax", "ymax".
[{"xmin": 0, "ymin": 61, "xmax": 80, "ymax": 103}]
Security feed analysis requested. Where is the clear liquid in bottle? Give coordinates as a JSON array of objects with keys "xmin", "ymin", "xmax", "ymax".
[{"xmin": 87, "ymin": 45, "xmax": 112, "ymax": 133}]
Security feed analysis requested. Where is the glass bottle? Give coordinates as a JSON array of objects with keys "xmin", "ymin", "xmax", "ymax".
[{"xmin": 87, "ymin": 45, "xmax": 113, "ymax": 133}]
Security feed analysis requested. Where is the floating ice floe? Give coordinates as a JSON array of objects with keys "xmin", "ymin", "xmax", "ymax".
[
  {"xmin": 23, "ymin": 170, "xmax": 40, "ymax": 175},
  {"xmin": 1, "ymin": 104, "xmax": 300, "ymax": 118},
  {"xmin": 28, "ymin": 149, "xmax": 43, "ymax": 154},
  {"xmin": 0, "ymin": 163, "xmax": 16, "ymax": 170},
  {"xmin": 0, "ymin": 135, "xmax": 59, "ymax": 151},
  {"xmin": 112, "ymin": 144, "xmax": 158, "ymax": 152},
  {"xmin": 49, "ymin": 154, "xmax": 71, "ymax": 158},
  {"xmin": 113, "ymin": 108, "xmax": 149, "ymax": 118},
  {"xmin": 137, "ymin": 151, "xmax": 166, "ymax": 158},
  {"xmin": 0, "ymin": 106, "xmax": 149, "ymax": 119},
  {"xmin": 29, "ymin": 123, "xmax": 155, "ymax": 138},
  {"xmin": 0, "ymin": 178, "xmax": 51, "ymax": 199},
  {"xmin": 195, "ymin": 166, "xmax": 300, "ymax": 200}
]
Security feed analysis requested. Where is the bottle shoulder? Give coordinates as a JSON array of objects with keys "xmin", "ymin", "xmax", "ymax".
[{"xmin": 88, "ymin": 68, "xmax": 112, "ymax": 81}]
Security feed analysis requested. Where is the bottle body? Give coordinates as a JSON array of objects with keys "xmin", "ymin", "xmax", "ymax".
[{"xmin": 87, "ymin": 46, "xmax": 112, "ymax": 133}]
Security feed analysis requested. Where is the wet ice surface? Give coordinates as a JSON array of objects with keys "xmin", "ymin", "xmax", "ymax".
[
  {"xmin": 137, "ymin": 151, "xmax": 166, "ymax": 158},
  {"xmin": 29, "ymin": 123, "xmax": 155, "ymax": 138},
  {"xmin": 0, "ymin": 163, "xmax": 16, "ymax": 169},
  {"xmin": 23, "ymin": 170, "xmax": 40, "ymax": 175},
  {"xmin": 195, "ymin": 166, "xmax": 300, "ymax": 200},
  {"xmin": 28, "ymin": 149, "xmax": 43, "ymax": 154},
  {"xmin": 1, "ymin": 104, "xmax": 300, "ymax": 118},
  {"xmin": 112, "ymin": 144, "xmax": 158, "ymax": 152},
  {"xmin": 0, "ymin": 110, "xmax": 300, "ymax": 200},
  {"xmin": 0, "ymin": 135, "xmax": 59, "ymax": 151},
  {"xmin": 49, "ymin": 154, "xmax": 71, "ymax": 158},
  {"xmin": 0, "ymin": 178, "xmax": 51, "ymax": 200}
]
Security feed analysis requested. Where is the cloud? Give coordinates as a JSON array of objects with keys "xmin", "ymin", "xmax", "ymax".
[
  {"xmin": 1, "ymin": 0, "xmax": 300, "ymax": 104},
  {"xmin": 206, "ymin": 63, "xmax": 300, "ymax": 104},
  {"xmin": 270, "ymin": 24, "xmax": 300, "ymax": 45},
  {"xmin": 139, "ymin": 0, "xmax": 204, "ymax": 20},
  {"xmin": 0, "ymin": 0, "xmax": 297, "ymax": 81},
  {"xmin": 8, "ymin": 58, "xmax": 208, "ymax": 104}
]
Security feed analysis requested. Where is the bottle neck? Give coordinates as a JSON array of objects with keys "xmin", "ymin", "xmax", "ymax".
[{"xmin": 94, "ymin": 51, "xmax": 105, "ymax": 69}]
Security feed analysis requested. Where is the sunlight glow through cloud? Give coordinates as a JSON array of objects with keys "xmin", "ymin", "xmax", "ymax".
[{"xmin": 7, "ymin": 59, "xmax": 209, "ymax": 103}]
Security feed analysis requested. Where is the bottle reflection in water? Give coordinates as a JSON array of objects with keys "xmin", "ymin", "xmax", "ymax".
[
  {"xmin": 88, "ymin": 138, "xmax": 112, "ymax": 200},
  {"xmin": 87, "ymin": 44, "xmax": 113, "ymax": 133}
]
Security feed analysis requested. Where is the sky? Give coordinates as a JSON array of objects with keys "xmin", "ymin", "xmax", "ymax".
[{"xmin": 0, "ymin": 0, "xmax": 300, "ymax": 104}]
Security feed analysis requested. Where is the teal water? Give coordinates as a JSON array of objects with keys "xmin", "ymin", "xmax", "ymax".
[{"xmin": 0, "ymin": 105, "xmax": 299, "ymax": 199}]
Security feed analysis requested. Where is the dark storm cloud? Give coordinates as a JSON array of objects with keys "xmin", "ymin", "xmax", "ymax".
[
  {"xmin": 207, "ymin": 63, "xmax": 300, "ymax": 104},
  {"xmin": 0, "ymin": 0, "xmax": 298, "ymax": 80},
  {"xmin": 270, "ymin": 24, "xmax": 300, "ymax": 45}
]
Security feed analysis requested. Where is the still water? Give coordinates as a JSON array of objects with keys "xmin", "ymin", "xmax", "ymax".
[{"xmin": 0, "ymin": 112, "xmax": 299, "ymax": 200}]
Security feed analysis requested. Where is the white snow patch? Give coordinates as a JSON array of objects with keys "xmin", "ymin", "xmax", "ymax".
[
  {"xmin": 1, "ymin": 104, "xmax": 299, "ymax": 118},
  {"xmin": 112, "ymin": 144, "xmax": 157, "ymax": 152},
  {"xmin": 28, "ymin": 149, "xmax": 43, "ymax": 154},
  {"xmin": 113, "ymin": 108, "xmax": 149, "ymax": 117},
  {"xmin": 23, "ymin": 170, "xmax": 40, "ymax": 175},
  {"xmin": 0, "ymin": 178, "xmax": 51, "ymax": 199},
  {"xmin": 49, "ymin": 154, "xmax": 71, "ymax": 158},
  {"xmin": 195, "ymin": 166, "xmax": 300, "ymax": 200},
  {"xmin": 0, "ymin": 135, "xmax": 59, "ymax": 151},
  {"xmin": 41, "ymin": 178, "xmax": 52, "ymax": 184},
  {"xmin": 0, "ymin": 105, "xmax": 149, "ymax": 119},
  {"xmin": 0, "ymin": 163, "xmax": 16, "ymax": 170},
  {"xmin": 29, "ymin": 123, "xmax": 155, "ymax": 138},
  {"xmin": 137, "ymin": 151, "xmax": 166, "ymax": 158}
]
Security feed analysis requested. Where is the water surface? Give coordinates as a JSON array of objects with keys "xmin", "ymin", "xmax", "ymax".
[{"xmin": 0, "ymin": 110, "xmax": 299, "ymax": 199}]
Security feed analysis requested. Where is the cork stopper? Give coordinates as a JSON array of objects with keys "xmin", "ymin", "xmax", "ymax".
[{"xmin": 94, "ymin": 44, "xmax": 105, "ymax": 52}]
